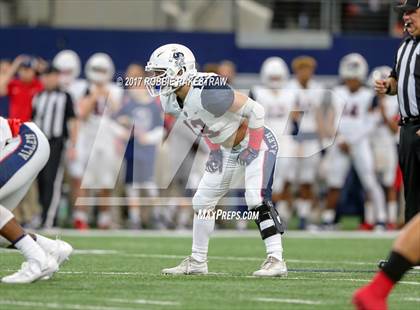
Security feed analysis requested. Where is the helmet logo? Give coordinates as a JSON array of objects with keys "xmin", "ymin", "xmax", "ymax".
[{"xmin": 173, "ymin": 52, "xmax": 185, "ymax": 66}]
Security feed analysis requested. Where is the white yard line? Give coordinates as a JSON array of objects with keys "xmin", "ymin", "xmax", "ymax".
[
  {"xmin": 109, "ymin": 298, "xmax": 179, "ymax": 306},
  {"xmin": 36, "ymin": 229, "xmax": 399, "ymax": 239},
  {"xmin": 0, "ymin": 248, "xmax": 410, "ymax": 268},
  {"xmin": 0, "ymin": 300, "xmax": 139, "ymax": 310},
  {"xmin": 405, "ymin": 297, "xmax": 420, "ymax": 302},
  {"xmin": 254, "ymin": 297, "xmax": 323, "ymax": 305}
]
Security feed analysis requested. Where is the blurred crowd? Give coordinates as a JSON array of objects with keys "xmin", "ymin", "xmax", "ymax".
[{"xmin": 0, "ymin": 49, "xmax": 403, "ymax": 231}]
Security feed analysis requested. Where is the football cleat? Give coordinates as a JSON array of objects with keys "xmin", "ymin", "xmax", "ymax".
[
  {"xmin": 352, "ymin": 285, "xmax": 387, "ymax": 310},
  {"xmin": 41, "ymin": 239, "xmax": 73, "ymax": 280},
  {"xmin": 1, "ymin": 254, "xmax": 58, "ymax": 284},
  {"xmin": 161, "ymin": 256, "xmax": 208, "ymax": 275},
  {"xmin": 253, "ymin": 256, "xmax": 288, "ymax": 277}
]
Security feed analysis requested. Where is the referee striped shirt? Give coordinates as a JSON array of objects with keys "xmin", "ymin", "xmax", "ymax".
[
  {"xmin": 391, "ymin": 36, "xmax": 420, "ymax": 118},
  {"xmin": 32, "ymin": 89, "xmax": 75, "ymax": 139}
]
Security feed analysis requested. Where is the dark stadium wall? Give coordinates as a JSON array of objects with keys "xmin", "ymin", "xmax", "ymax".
[{"xmin": 0, "ymin": 27, "xmax": 401, "ymax": 75}]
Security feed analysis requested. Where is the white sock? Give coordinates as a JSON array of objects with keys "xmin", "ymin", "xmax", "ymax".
[
  {"xmin": 15, "ymin": 235, "xmax": 46, "ymax": 266},
  {"xmin": 388, "ymin": 201, "xmax": 398, "ymax": 224},
  {"xmin": 191, "ymin": 212, "xmax": 215, "ymax": 263},
  {"xmin": 322, "ymin": 209, "xmax": 335, "ymax": 224},
  {"xmin": 35, "ymin": 234, "xmax": 57, "ymax": 252},
  {"xmin": 73, "ymin": 210, "xmax": 88, "ymax": 222},
  {"xmin": 97, "ymin": 211, "xmax": 112, "ymax": 228},
  {"xmin": 368, "ymin": 184, "xmax": 386, "ymax": 223},
  {"xmin": 264, "ymin": 234, "xmax": 283, "ymax": 261},
  {"xmin": 296, "ymin": 199, "xmax": 311, "ymax": 219},
  {"xmin": 364, "ymin": 202, "xmax": 374, "ymax": 225},
  {"xmin": 128, "ymin": 207, "xmax": 141, "ymax": 225}
]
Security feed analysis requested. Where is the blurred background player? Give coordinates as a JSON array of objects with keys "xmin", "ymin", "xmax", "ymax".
[
  {"xmin": 369, "ymin": 66, "xmax": 400, "ymax": 230},
  {"xmin": 352, "ymin": 214, "xmax": 420, "ymax": 309},
  {"xmin": 287, "ymin": 56, "xmax": 325, "ymax": 230},
  {"xmin": 323, "ymin": 53, "xmax": 386, "ymax": 230},
  {"xmin": 53, "ymin": 50, "xmax": 87, "ymax": 103},
  {"xmin": 250, "ymin": 57, "xmax": 295, "ymax": 225},
  {"xmin": 32, "ymin": 65, "xmax": 78, "ymax": 228},
  {"xmin": 115, "ymin": 63, "xmax": 163, "ymax": 229},
  {"xmin": 0, "ymin": 117, "xmax": 72, "ymax": 283},
  {"xmin": 74, "ymin": 52, "xmax": 124, "ymax": 229}
]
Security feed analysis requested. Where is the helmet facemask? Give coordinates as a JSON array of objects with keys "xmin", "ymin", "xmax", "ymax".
[{"xmin": 145, "ymin": 64, "xmax": 189, "ymax": 97}]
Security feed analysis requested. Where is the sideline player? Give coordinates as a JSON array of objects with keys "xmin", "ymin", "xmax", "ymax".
[
  {"xmin": 369, "ymin": 66, "xmax": 400, "ymax": 229},
  {"xmin": 249, "ymin": 57, "xmax": 295, "ymax": 225},
  {"xmin": 323, "ymin": 53, "xmax": 386, "ymax": 229},
  {"xmin": 0, "ymin": 117, "xmax": 73, "ymax": 283},
  {"xmin": 287, "ymin": 56, "xmax": 325, "ymax": 229},
  {"xmin": 145, "ymin": 44, "xmax": 287, "ymax": 277},
  {"xmin": 352, "ymin": 213, "xmax": 420, "ymax": 309}
]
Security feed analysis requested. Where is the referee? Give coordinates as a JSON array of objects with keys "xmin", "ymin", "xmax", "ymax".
[
  {"xmin": 375, "ymin": 0, "xmax": 420, "ymax": 223},
  {"xmin": 32, "ymin": 65, "xmax": 77, "ymax": 227}
]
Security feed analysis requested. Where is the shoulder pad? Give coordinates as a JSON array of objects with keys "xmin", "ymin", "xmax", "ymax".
[{"xmin": 200, "ymin": 76, "xmax": 234, "ymax": 117}]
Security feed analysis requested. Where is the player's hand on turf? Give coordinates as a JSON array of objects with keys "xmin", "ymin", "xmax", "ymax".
[
  {"xmin": 206, "ymin": 149, "xmax": 223, "ymax": 173},
  {"xmin": 238, "ymin": 147, "xmax": 259, "ymax": 166}
]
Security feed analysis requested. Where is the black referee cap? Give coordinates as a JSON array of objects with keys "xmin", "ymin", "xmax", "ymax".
[{"xmin": 396, "ymin": 0, "xmax": 420, "ymax": 12}]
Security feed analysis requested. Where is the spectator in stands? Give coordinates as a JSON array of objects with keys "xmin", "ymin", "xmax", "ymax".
[
  {"xmin": 218, "ymin": 60, "xmax": 237, "ymax": 86},
  {"xmin": 0, "ymin": 59, "xmax": 11, "ymax": 117},
  {"xmin": 115, "ymin": 63, "xmax": 163, "ymax": 229},
  {"xmin": 32, "ymin": 65, "xmax": 78, "ymax": 228},
  {"xmin": 0, "ymin": 55, "xmax": 43, "ymax": 122}
]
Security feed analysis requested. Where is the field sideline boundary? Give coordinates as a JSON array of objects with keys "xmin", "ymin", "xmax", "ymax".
[{"xmin": 36, "ymin": 229, "xmax": 399, "ymax": 239}]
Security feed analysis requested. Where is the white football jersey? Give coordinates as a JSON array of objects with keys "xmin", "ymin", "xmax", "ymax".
[
  {"xmin": 372, "ymin": 95, "xmax": 399, "ymax": 146},
  {"xmin": 286, "ymin": 79, "xmax": 324, "ymax": 134},
  {"xmin": 250, "ymin": 85, "xmax": 296, "ymax": 140},
  {"xmin": 66, "ymin": 79, "xmax": 89, "ymax": 114},
  {"xmin": 160, "ymin": 73, "xmax": 243, "ymax": 144},
  {"xmin": 332, "ymin": 85, "xmax": 376, "ymax": 142}
]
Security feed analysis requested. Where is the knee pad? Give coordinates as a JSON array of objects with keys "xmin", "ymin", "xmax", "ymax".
[
  {"xmin": 252, "ymin": 201, "xmax": 285, "ymax": 239},
  {"xmin": 0, "ymin": 205, "xmax": 14, "ymax": 229}
]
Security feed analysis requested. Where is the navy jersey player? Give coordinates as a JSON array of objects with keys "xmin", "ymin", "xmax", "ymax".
[
  {"xmin": 145, "ymin": 43, "xmax": 287, "ymax": 277},
  {"xmin": 0, "ymin": 117, "xmax": 72, "ymax": 283}
]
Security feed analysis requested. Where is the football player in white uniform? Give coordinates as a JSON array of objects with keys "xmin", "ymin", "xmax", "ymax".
[
  {"xmin": 73, "ymin": 53, "xmax": 124, "ymax": 229},
  {"xmin": 53, "ymin": 49, "xmax": 88, "ymax": 104},
  {"xmin": 249, "ymin": 57, "xmax": 295, "ymax": 225},
  {"xmin": 146, "ymin": 44, "xmax": 287, "ymax": 277},
  {"xmin": 369, "ymin": 66, "xmax": 400, "ymax": 229},
  {"xmin": 0, "ymin": 117, "xmax": 72, "ymax": 283},
  {"xmin": 323, "ymin": 53, "xmax": 386, "ymax": 229},
  {"xmin": 287, "ymin": 56, "xmax": 325, "ymax": 229}
]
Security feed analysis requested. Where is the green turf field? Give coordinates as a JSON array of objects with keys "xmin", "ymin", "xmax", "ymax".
[{"xmin": 1, "ymin": 232, "xmax": 419, "ymax": 310}]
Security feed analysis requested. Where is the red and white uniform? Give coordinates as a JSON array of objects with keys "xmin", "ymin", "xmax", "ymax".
[
  {"xmin": 0, "ymin": 117, "xmax": 50, "ymax": 210},
  {"xmin": 325, "ymin": 85, "xmax": 386, "ymax": 223}
]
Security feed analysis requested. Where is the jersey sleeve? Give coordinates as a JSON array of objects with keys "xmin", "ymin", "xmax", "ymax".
[{"xmin": 200, "ymin": 76, "xmax": 234, "ymax": 117}]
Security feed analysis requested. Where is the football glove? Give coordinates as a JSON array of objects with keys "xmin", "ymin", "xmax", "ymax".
[
  {"xmin": 205, "ymin": 149, "xmax": 223, "ymax": 173},
  {"xmin": 238, "ymin": 147, "xmax": 259, "ymax": 166}
]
